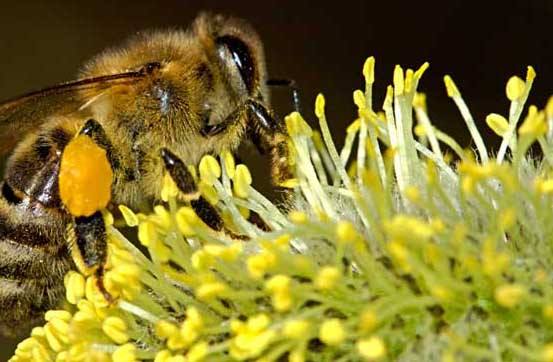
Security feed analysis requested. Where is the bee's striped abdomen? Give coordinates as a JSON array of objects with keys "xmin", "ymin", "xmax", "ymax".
[{"xmin": 0, "ymin": 127, "xmax": 73, "ymax": 336}]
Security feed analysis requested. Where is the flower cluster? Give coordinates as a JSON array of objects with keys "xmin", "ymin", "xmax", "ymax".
[{"xmin": 10, "ymin": 57, "xmax": 553, "ymax": 361}]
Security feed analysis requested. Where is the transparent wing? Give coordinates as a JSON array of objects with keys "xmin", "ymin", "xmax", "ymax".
[{"xmin": 0, "ymin": 71, "xmax": 146, "ymax": 154}]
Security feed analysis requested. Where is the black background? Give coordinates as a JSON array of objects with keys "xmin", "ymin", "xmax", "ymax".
[{"xmin": 1, "ymin": 0, "xmax": 553, "ymax": 358}]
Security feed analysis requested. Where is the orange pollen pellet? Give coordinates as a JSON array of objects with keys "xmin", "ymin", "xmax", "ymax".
[{"xmin": 59, "ymin": 135, "xmax": 113, "ymax": 217}]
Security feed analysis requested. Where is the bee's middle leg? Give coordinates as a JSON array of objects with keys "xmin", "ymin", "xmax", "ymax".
[{"xmin": 160, "ymin": 148, "xmax": 224, "ymax": 233}]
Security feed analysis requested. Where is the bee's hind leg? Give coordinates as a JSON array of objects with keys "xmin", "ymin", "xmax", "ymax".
[
  {"xmin": 69, "ymin": 211, "xmax": 113, "ymax": 302},
  {"xmin": 61, "ymin": 119, "xmax": 117, "ymax": 303}
]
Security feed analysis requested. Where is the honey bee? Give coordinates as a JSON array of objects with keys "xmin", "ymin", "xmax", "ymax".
[{"xmin": 0, "ymin": 13, "xmax": 297, "ymax": 335}]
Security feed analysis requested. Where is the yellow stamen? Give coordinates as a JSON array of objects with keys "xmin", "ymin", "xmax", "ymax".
[
  {"xmin": 112, "ymin": 343, "xmax": 136, "ymax": 362},
  {"xmin": 505, "ymin": 76, "xmax": 525, "ymax": 101},
  {"xmin": 363, "ymin": 56, "xmax": 375, "ymax": 85},
  {"xmin": 319, "ymin": 319, "xmax": 346, "ymax": 346},
  {"xmin": 486, "ymin": 113, "xmax": 509, "ymax": 136},
  {"xmin": 233, "ymin": 164, "xmax": 252, "ymax": 198},
  {"xmin": 315, "ymin": 94, "xmax": 326, "ymax": 119},
  {"xmin": 443, "ymin": 75, "xmax": 460, "ymax": 98},
  {"xmin": 357, "ymin": 336, "xmax": 386, "ymax": 360},
  {"xmin": 103, "ymin": 317, "xmax": 129, "ymax": 344},
  {"xmin": 199, "ymin": 155, "xmax": 221, "ymax": 185},
  {"xmin": 494, "ymin": 284, "xmax": 525, "ymax": 308},
  {"xmin": 119, "ymin": 205, "xmax": 139, "ymax": 227},
  {"xmin": 314, "ymin": 266, "xmax": 341, "ymax": 290},
  {"xmin": 393, "ymin": 65, "xmax": 404, "ymax": 96}
]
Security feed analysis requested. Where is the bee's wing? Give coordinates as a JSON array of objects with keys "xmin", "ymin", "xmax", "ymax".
[{"xmin": 0, "ymin": 71, "xmax": 146, "ymax": 155}]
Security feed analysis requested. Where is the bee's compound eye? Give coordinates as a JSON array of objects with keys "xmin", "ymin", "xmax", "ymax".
[{"xmin": 216, "ymin": 35, "xmax": 255, "ymax": 93}]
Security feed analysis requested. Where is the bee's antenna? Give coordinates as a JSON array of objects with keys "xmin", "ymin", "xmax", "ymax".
[{"xmin": 266, "ymin": 78, "xmax": 301, "ymax": 114}]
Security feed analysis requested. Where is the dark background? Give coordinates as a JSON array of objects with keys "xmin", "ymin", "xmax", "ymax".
[{"xmin": 1, "ymin": 0, "xmax": 552, "ymax": 358}]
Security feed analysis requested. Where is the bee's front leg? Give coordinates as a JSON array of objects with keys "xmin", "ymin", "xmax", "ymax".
[
  {"xmin": 198, "ymin": 98, "xmax": 292, "ymax": 186},
  {"xmin": 245, "ymin": 100, "xmax": 294, "ymax": 186}
]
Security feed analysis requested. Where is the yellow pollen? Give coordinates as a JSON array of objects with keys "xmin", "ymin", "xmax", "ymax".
[
  {"xmin": 112, "ymin": 343, "xmax": 136, "ymax": 362},
  {"xmin": 138, "ymin": 221, "xmax": 157, "ymax": 247},
  {"xmin": 505, "ymin": 76, "xmax": 525, "ymax": 101},
  {"xmin": 543, "ymin": 305, "xmax": 553, "ymax": 320},
  {"xmin": 59, "ymin": 134, "xmax": 113, "ymax": 217},
  {"xmin": 414, "ymin": 62, "xmax": 430, "ymax": 80},
  {"xmin": 44, "ymin": 322, "xmax": 66, "ymax": 351},
  {"xmin": 543, "ymin": 343, "xmax": 553, "ymax": 362},
  {"xmin": 119, "ymin": 205, "xmax": 139, "ymax": 227},
  {"xmin": 335, "ymin": 220, "xmax": 358, "ymax": 244},
  {"xmin": 359, "ymin": 309, "xmax": 378, "ymax": 333},
  {"xmin": 154, "ymin": 350, "xmax": 172, "ymax": 362},
  {"xmin": 196, "ymin": 281, "xmax": 227, "ymax": 300},
  {"xmin": 247, "ymin": 252, "xmax": 276, "ymax": 279},
  {"xmin": 265, "ymin": 274, "xmax": 291, "ymax": 293},
  {"xmin": 283, "ymin": 319, "xmax": 311, "ymax": 339},
  {"xmin": 191, "ymin": 249, "xmax": 214, "ymax": 270},
  {"xmin": 319, "ymin": 319, "xmax": 346, "ymax": 346},
  {"xmin": 486, "ymin": 113, "xmax": 509, "ymax": 136},
  {"xmin": 155, "ymin": 320, "xmax": 179, "ymax": 340},
  {"xmin": 279, "ymin": 178, "xmax": 299, "ymax": 188},
  {"xmin": 393, "ymin": 65, "xmax": 405, "ymax": 96},
  {"xmin": 221, "ymin": 150, "xmax": 236, "ymax": 179},
  {"xmin": 353, "ymin": 90, "xmax": 366, "ymax": 110},
  {"xmin": 315, "ymin": 94, "xmax": 326, "ymax": 119},
  {"xmin": 314, "ymin": 266, "xmax": 341, "ymax": 290},
  {"xmin": 519, "ymin": 106, "xmax": 547, "ymax": 137},
  {"xmin": 443, "ymin": 75, "xmax": 460, "ymax": 98},
  {"xmin": 233, "ymin": 164, "xmax": 252, "ymax": 198},
  {"xmin": 161, "ymin": 173, "xmax": 179, "ymax": 202},
  {"xmin": 187, "ymin": 341, "xmax": 208, "ymax": 362},
  {"xmin": 289, "ymin": 348, "xmax": 306, "ymax": 362},
  {"xmin": 384, "ymin": 86, "xmax": 394, "ymax": 107},
  {"xmin": 347, "ymin": 119, "xmax": 361, "ymax": 134},
  {"xmin": 357, "ymin": 336, "xmax": 386, "ymax": 360},
  {"xmin": 499, "ymin": 207, "xmax": 517, "ymax": 230},
  {"xmin": 103, "ymin": 316, "xmax": 129, "ymax": 344},
  {"xmin": 363, "ymin": 56, "xmax": 375, "ymax": 85},
  {"xmin": 289, "ymin": 210, "xmax": 308, "ymax": 224},
  {"xmin": 199, "ymin": 155, "xmax": 221, "ymax": 185},
  {"xmin": 526, "ymin": 65, "xmax": 536, "ymax": 82},
  {"xmin": 413, "ymin": 92, "xmax": 427, "ymax": 110},
  {"xmin": 431, "ymin": 285, "xmax": 451, "ymax": 302},
  {"xmin": 414, "ymin": 124, "xmax": 426, "ymax": 137},
  {"xmin": 404, "ymin": 185, "xmax": 421, "ymax": 203},
  {"xmin": 495, "ymin": 284, "xmax": 525, "ymax": 308},
  {"xmin": 404, "ymin": 68, "xmax": 414, "ymax": 93},
  {"xmin": 198, "ymin": 180, "xmax": 219, "ymax": 205},
  {"xmin": 175, "ymin": 207, "xmax": 200, "ymax": 236},
  {"xmin": 286, "ymin": 112, "xmax": 312, "ymax": 137},
  {"xmin": 64, "ymin": 271, "xmax": 86, "ymax": 305}
]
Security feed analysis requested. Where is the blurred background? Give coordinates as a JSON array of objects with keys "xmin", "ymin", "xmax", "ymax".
[{"xmin": 1, "ymin": 0, "xmax": 553, "ymax": 358}]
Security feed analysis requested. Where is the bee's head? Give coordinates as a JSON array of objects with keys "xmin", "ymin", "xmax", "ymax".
[
  {"xmin": 194, "ymin": 13, "xmax": 269, "ymax": 103},
  {"xmin": 79, "ymin": 13, "xmax": 269, "ymax": 149}
]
